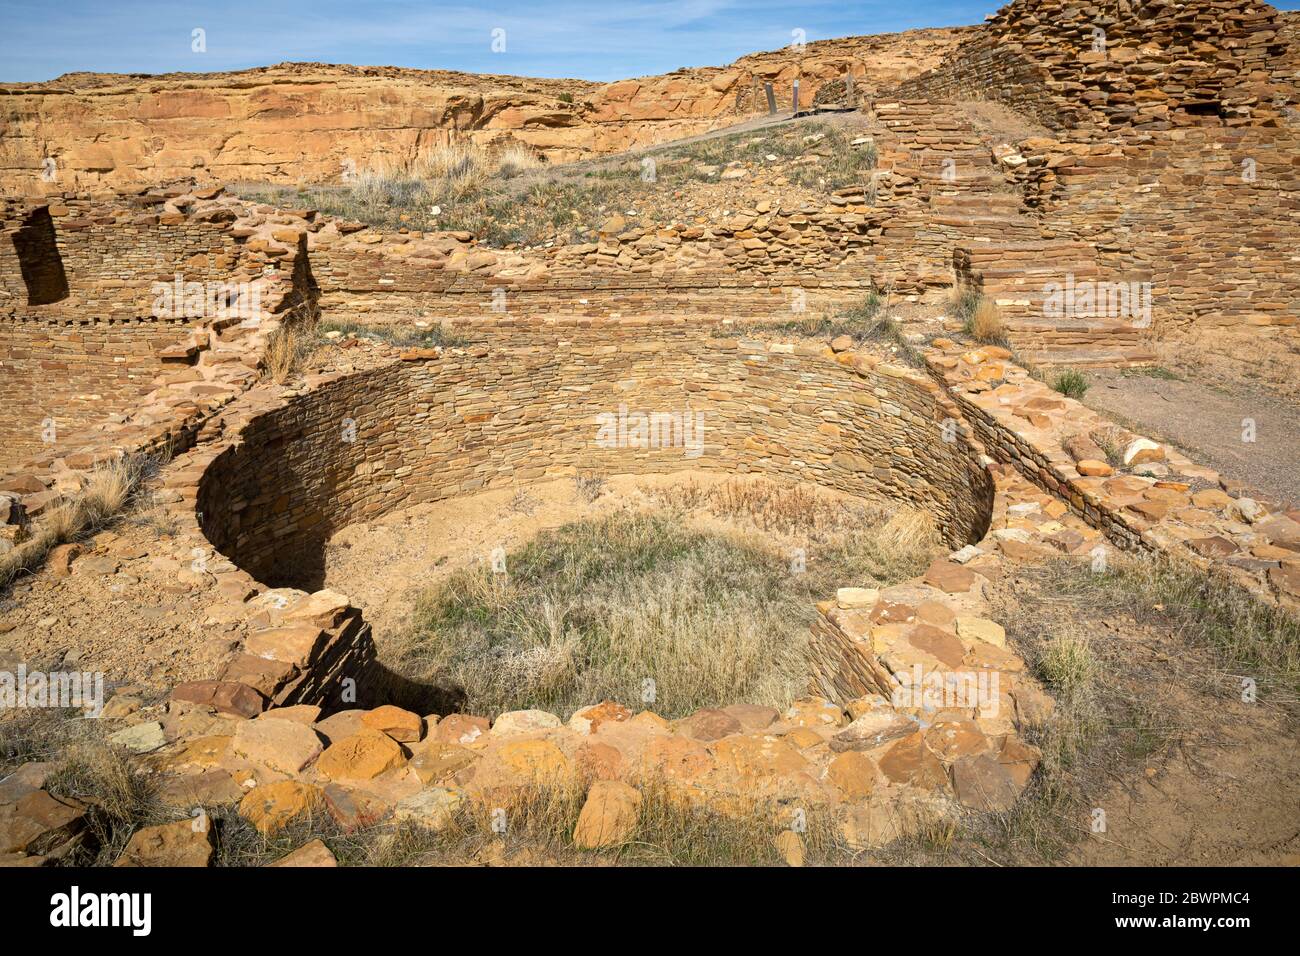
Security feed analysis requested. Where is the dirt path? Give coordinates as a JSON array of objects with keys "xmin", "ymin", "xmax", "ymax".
[
  {"xmin": 1068, "ymin": 713, "xmax": 1300, "ymax": 866},
  {"xmin": 989, "ymin": 560, "xmax": 1300, "ymax": 868},
  {"xmin": 1082, "ymin": 369, "xmax": 1300, "ymax": 507}
]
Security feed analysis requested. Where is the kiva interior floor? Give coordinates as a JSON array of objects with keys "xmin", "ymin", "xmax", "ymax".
[{"xmin": 321, "ymin": 470, "xmax": 933, "ymax": 649}]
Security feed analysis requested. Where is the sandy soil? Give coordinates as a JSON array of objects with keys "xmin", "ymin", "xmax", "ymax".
[
  {"xmin": 992, "ymin": 562, "xmax": 1300, "ymax": 867},
  {"xmin": 1069, "ymin": 710, "xmax": 1300, "ymax": 866},
  {"xmin": 0, "ymin": 514, "xmax": 238, "ymax": 694}
]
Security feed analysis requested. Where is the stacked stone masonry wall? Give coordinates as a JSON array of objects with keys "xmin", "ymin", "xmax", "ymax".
[
  {"xmin": 0, "ymin": 189, "xmax": 307, "ymax": 472},
  {"xmin": 195, "ymin": 324, "xmax": 994, "ymax": 589},
  {"xmin": 896, "ymin": 0, "xmax": 1297, "ymax": 133},
  {"xmin": 0, "ymin": 314, "xmax": 203, "ymax": 464}
]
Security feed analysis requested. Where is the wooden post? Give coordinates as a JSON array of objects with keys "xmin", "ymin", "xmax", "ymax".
[
  {"xmin": 793, "ymin": 78, "xmax": 800, "ymax": 114},
  {"xmin": 764, "ymin": 83, "xmax": 776, "ymax": 114}
]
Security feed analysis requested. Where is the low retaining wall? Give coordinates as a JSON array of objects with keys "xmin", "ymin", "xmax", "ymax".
[{"xmin": 925, "ymin": 340, "xmax": 1300, "ymax": 610}]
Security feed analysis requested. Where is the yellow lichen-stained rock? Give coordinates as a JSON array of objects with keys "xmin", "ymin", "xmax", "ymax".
[
  {"xmin": 840, "ymin": 792, "xmax": 944, "ymax": 850},
  {"xmin": 160, "ymin": 735, "xmax": 232, "ymax": 771},
  {"xmin": 713, "ymin": 734, "xmax": 810, "ymax": 779},
  {"xmin": 640, "ymin": 735, "xmax": 714, "ymax": 782},
  {"xmin": 394, "ymin": 788, "xmax": 464, "ymax": 831},
  {"xmin": 315, "ymin": 730, "xmax": 408, "ymax": 781},
  {"xmin": 782, "ymin": 697, "xmax": 846, "ymax": 729},
  {"xmin": 269, "ymin": 838, "xmax": 339, "ymax": 867},
  {"xmin": 361, "ymin": 705, "xmax": 424, "ymax": 743},
  {"xmin": 114, "ymin": 818, "xmax": 214, "ymax": 867},
  {"xmin": 568, "ymin": 701, "xmax": 633, "ymax": 735},
  {"xmin": 492, "ymin": 739, "xmax": 572, "ymax": 782},
  {"xmin": 955, "ymin": 616, "xmax": 1006, "ymax": 649},
  {"xmin": 231, "ymin": 718, "xmax": 324, "ymax": 775},
  {"xmin": 490, "ymin": 709, "xmax": 562, "ymax": 737},
  {"xmin": 784, "ymin": 726, "xmax": 829, "ymax": 750},
  {"xmin": 409, "ymin": 742, "xmax": 478, "ymax": 785},
  {"xmin": 877, "ymin": 732, "xmax": 949, "ymax": 791},
  {"xmin": 238, "ymin": 781, "xmax": 324, "ymax": 835},
  {"xmin": 572, "ymin": 780, "xmax": 642, "ymax": 849},
  {"xmin": 827, "ymin": 750, "xmax": 883, "ymax": 799}
]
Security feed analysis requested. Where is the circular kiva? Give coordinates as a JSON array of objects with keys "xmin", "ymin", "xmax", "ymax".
[{"xmin": 196, "ymin": 323, "xmax": 994, "ymax": 590}]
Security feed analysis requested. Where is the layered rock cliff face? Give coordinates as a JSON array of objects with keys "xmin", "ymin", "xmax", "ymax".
[{"xmin": 0, "ymin": 27, "xmax": 967, "ymax": 193}]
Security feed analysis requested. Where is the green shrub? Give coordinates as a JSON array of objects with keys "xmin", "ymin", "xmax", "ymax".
[{"xmin": 1052, "ymin": 369, "xmax": 1090, "ymax": 399}]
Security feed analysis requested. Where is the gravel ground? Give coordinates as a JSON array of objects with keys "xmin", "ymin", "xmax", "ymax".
[{"xmin": 1081, "ymin": 368, "xmax": 1300, "ymax": 507}]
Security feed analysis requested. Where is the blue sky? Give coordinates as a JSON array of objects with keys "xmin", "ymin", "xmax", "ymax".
[{"xmin": 2, "ymin": 0, "xmax": 1298, "ymax": 83}]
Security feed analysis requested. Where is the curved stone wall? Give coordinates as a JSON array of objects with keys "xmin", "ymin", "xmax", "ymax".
[{"xmin": 197, "ymin": 324, "xmax": 994, "ymax": 589}]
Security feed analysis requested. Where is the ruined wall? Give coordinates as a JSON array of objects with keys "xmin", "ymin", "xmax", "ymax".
[
  {"xmin": 310, "ymin": 197, "xmax": 883, "ymax": 321},
  {"xmin": 196, "ymin": 324, "xmax": 993, "ymax": 589},
  {"xmin": 885, "ymin": 1, "xmax": 1300, "ymax": 379},
  {"xmin": 0, "ymin": 188, "xmax": 304, "ymax": 471},
  {"xmin": 1, "ymin": 194, "xmax": 247, "ymax": 315},
  {"xmin": 895, "ymin": 0, "xmax": 1297, "ymax": 133},
  {"xmin": 307, "ymin": 177, "xmax": 977, "ymax": 323},
  {"xmin": 1, "ymin": 207, "xmax": 69, "ymax": 305},
  {"xmin": 999, "ymin": 125, "xmax": 1300, "ymax": 386},
  {"xmin": 0, "ymin": 314, "xmax": 202, "ymax": 464}
]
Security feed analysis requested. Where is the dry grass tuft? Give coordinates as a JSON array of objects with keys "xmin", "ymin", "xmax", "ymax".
[
  {"xmin": 1052, "ymin": 368, "xmax": 1090, "ymax": 399},
  {"xmin": 397, "ymin": 489, "xmax": 941, "ymax": 719},
  {"xmin": 314, "ymin": 318, "xmax": 467, "ymax": 349},
  {"xmin": 494, "ymin": 143, "xmax": 544, "ymax": 179},
  {"xmin": 763, "ymin": 293, "xmax": 923, "ymax": 366},
  {"xmin": 262, "ymin": 324, "xmax": 306, "ymax": 384},
  {"xmin": 1, "ymin": 708, "xmax": 106, "ymax": 776},
  {"xmin": 1036, "ymin": 633, "xmax": 1097, "ymax": 699},
  {"xmin": 0, "ymin": 455, "xmax": 152, "ymax": 589},
  {"xmin": 968, "ymin": 297, "xmax": 1006, "ymax": 344},
  {"xmin": 79, "ymin": 459, "xmax": 138, "ymax": 528},
  {"xmin": 949, "ymin": 289, "xmax": 1008, "ymax": 346},
  {"xmin": 573, "ymin": 472, "xmax": 605, "ymax": 504},
  {"xmin": 44, "ymin": 740, "xmax": 172, "ymax": 865}
]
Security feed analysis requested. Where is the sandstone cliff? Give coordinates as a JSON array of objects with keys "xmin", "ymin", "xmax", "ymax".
[{"xmin": 0, "ymin": 28, "xmax": 967, "ymax": 193}]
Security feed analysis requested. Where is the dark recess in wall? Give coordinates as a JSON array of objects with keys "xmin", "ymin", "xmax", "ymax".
[{"xmin": 11, "ymin": 207, "xmax": 70, "ymax": 306}]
